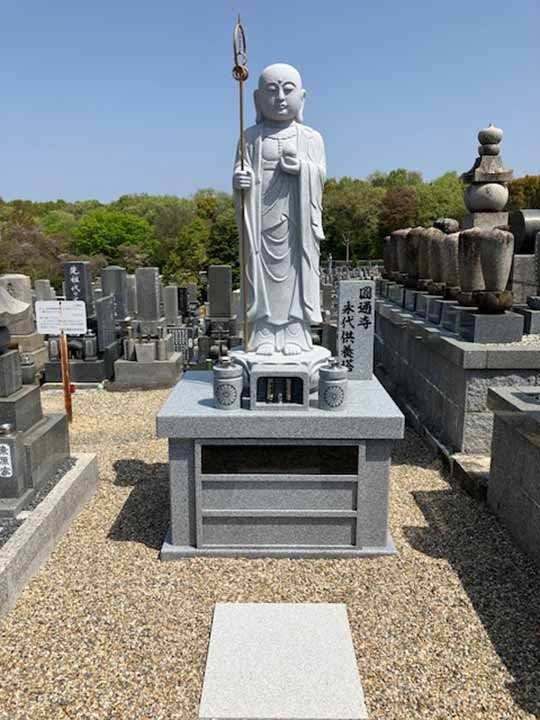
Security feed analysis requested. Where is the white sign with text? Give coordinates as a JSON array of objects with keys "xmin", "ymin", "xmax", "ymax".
[{"xmin": 35, "ymin": 300, "xmax": 88, "ymax": 336}]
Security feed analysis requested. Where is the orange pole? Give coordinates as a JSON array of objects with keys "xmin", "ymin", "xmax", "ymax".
[{"xmin": 60, "ymin": 331, "xmax": 73, "ymax": 423}]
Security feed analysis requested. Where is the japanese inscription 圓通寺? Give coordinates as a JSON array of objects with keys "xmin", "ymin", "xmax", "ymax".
[{"xmin": 337, "ymin": 280, "xmax": 375, "ymax": 380}]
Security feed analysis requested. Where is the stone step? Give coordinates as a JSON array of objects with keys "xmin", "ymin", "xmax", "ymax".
[{"xmin": 199, "ymin": 603, "xmax": 368, "ymax": 720}]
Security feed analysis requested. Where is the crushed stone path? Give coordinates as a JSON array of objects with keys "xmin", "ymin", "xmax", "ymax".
[{"xmin": 0, "ymin": 387, "xmax": 538, "ymax": 720}]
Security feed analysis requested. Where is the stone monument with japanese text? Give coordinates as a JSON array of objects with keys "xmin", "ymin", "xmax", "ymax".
[{"xmin": 156, "ymin": 59, "xmax": 403, "ymax": 559}]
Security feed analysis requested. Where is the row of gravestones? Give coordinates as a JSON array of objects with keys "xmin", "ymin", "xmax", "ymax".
[
  {"xmin": 52, "ymin": 262, "xmax": 241, "ymax": 382},
  {"xmin": 381, "ymin": 218, "xmax": 540, "ymax": 342},
  {"xmin": 320, "ymin": 265, "xmax": 381, "ymax": 322},
  {"xmin": 1, "ymin": 261, "xmax": 242, "ymax": 383},
  {"xmin": 379, "ymin": 125, "xmax": 540, "ymax": 342},
  {"xmin": 0, "ymin": 324, "xmax": 70, "ymax": 517}
]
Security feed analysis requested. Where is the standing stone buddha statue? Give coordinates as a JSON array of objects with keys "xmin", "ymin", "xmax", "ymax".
[{"xmin": 232, "ymin": 63, "xmax": 326, "ymax": 356}]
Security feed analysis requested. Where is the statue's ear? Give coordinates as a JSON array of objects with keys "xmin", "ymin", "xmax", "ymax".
[
  {"xmin": 297, "ymin": 89, "xmax": 306, "ymax": 124},
  {"xmin": 254, "ymin": 89, "xmax": 262, "ymax": 124}
]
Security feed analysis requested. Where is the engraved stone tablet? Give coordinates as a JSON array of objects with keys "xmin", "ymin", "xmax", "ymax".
[
  {"xmin": 0, "ymin": 444, "xmax": 13, "ymax": 478},
  {"xmin": 337, "ymin": 280, "xmax": 375, "ymax": 380}
]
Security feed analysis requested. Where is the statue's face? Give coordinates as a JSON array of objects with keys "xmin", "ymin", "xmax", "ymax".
[{"xmin": 256, "ymin": 63, "xmax": 305, "ymax": 123}]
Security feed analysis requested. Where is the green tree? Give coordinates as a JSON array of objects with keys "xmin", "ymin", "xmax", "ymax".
[
  {"xmin": 379, "ymin": 187, "xmax": 418, "ymax": 237},
  {"xmin": 508, "ymin": 175, "xmax": 540, "ymax": 211},
  {"xmin": 69, "ymin": 199, "xmax": 103, "ymax": 218},
  {"xmin": 368, "ymin": 168, "xmax": 423, "ymax": 189},
  {"xmin": 193, "ymin": 189, "xmax": 234, "ymax": 223},
  {"xmin": 151, "ymin": 197, "xmax": 196, "ymax": 268},
  {"xmin": 164, "ymin": 217, "xmax": 210, "ymax": 284},
  {"xmin": 208, "ymin": 207, "xmax": 240, "ymax": 286},
  {"xmin": 0, "ymin": 224, "xmax": 64, "ymax": 284},
  {"xmin": 71, "ymin": 210, "xmax": 155, "ymax": 261},
  {"xmin": 414, "ymin": 172, "xmax": 466, "ymax": 227},
  {"xmin": 323, "ymin": 178, "xmax": 385, "ymax": 259},
  {"xmin": 40, "ymin": 209, "xmax": 77, "ymax": 243}
]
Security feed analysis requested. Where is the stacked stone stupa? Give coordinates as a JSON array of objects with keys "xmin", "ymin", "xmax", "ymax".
[{"xmin": 462, "ymin": 124, "xmax": 513, "ymax": 230}]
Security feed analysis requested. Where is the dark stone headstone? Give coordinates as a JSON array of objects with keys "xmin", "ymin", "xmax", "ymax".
[
  {"xmin": 178, "ymin": 283, "xmax": 198, "ymax": 316},
  {"xmin": 164, "ymin": 285, "xmax": 179, "ymax": 325},
  {"xmin": 101, "ymin": 266, "xmax": 128, "ymax": 320},
  {"xmin": 63, "ymin": 261, "xmax": 94, "ymax": 316},
  {"xmin": 208, "ymin": 265, "xmax": 232, "ymax": 319},
  {"xmin": 135, "ymin": 267, "xmax": 161, "ymax": 321},
  {"xmin": 126, "ymin": 275, "xmax": 137, "ymax": 317},
  {"xmin": 95, "ymin": 296, "xmax": 117, "ymax": 352}
]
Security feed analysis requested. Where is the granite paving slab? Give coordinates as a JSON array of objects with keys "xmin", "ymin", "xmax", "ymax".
[{"xmin": 199, "ymin": 603, "xmax": 368, "ymax": 720}]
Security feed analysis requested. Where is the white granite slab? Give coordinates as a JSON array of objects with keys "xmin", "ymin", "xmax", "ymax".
[{"xmin": 199, "ymin": 603, "xmax": 368, "ymax": 720}]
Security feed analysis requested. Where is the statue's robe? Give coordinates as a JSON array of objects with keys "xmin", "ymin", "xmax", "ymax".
[{"xmin": 234, "ymin": 122, "xmax": 326, "ymax": 340}]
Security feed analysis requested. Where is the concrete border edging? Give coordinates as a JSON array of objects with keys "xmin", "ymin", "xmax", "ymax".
[{"xmin": 0, "ymin": 453, "xmax": 98, "ymax": 617}]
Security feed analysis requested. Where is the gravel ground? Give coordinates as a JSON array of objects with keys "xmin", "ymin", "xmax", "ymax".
[
  {"xmin": 0, "ymin": 517, "xmax": 22, "ymax": 548},
  {"xmin": 487, "ymin": 333, "xmax": 540, "ymax": 348},
  {"xmin": 0, "ymin": 387, "xmax": 539, "ymax": 720}
]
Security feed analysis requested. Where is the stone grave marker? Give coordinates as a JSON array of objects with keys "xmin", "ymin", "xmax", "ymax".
[
  {"xmin": 63, "ymin": 261, "xmax": 94, "ymax": 316},
  {"xmin": 34, "ymin": 279, "xmax": 53, "ymax": 302},
  {"xmin": 95, "ymin": 296, "xmax": 117, "ymax": 352},
  {"xmin": 0, "ymin": 274, "xmax": 32, "ymax": 306},
  {"xmin": 164, "ymin": 285, "xmax": 180, "ymax": 326},
  {"xmin": 135, "ymin": 267, "xmax": 161, "ymax": 321},
  {"xmin": 208, "ymin": 265, "xmax": 232, "ymax": 319},
  {"xmin": 101, "ymin": 265, "xmax": 128, "ymax": 321},
  {"xmin": 126, "ymin": 274, "xmax": 138, "ymax": 317},
  {"xmin": 337, "ymin": 280, "xmax": 375, "ymax": 380}
]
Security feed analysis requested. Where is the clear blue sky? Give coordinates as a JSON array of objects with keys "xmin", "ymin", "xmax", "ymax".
[{"xmin": 1, "ymin": 0, "xmax": 538, "ymax": 202}]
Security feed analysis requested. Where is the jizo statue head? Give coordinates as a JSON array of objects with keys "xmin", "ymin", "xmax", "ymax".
[{"xmin": 254, "ymin": 63, "xmax": 305, "ymax": 124}]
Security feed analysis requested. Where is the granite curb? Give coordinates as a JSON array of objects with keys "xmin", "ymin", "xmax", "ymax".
[{"xmin": 0, "ymin": 453, "xmax": 98, "ymax": 617}]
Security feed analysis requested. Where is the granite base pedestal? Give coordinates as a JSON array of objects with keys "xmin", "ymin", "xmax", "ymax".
[
  {"xmin": 459, "ymin": 311, "xmax": 524, "ymax": 344},
  {"xmin": 11, "ymin": 332, "xmax": 44, "ymax": 352},
  {"xmin": 387, "ymin": 284, "xmax": 405, "ymax": 306},
  {"xmin": 157, "ymin": 371, "xmax": 403, "ymax": 559},
  {"xmin": 514, "ymin": 306, "xmax": 540, "ymax": 335},
  {"xmin": 441, "ymin": 304, "xmax": 474, "ymax": 334},
  {"xmin": 404, "ymin": 289, "xmax": 427, "ymax": 313},
  {"xmin": 44, "ymin": 342, "xmax": 121, "ymax": 383},
  {"xmin": 488, "ymin": 388, "xmax": 540, "ymax": 567},
  {"xmin": 428, "ymin": 299, "xmax": 458, "ymax": 326},
  {"xmin": 375, "ymin": 298, "xmax": 540, "ymax": 454},
  {"xmin": 0, "ymin": 351, "xmax": 70, "ymax": 517},
  {"xmin": 112, "ymin": 352, "xmax": 183, "ymax": 389},
  {"xmin": 383, "ymin": 282, "xmax": 397, "ymax": 299},
  {"xmin": 416, "ymin": 294, "xmax": 443, "ymax": 319}
]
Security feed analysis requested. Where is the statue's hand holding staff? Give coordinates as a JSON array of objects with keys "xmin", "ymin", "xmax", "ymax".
[
  {"xmin": 233, "ymin": 169, "xmax": 253, "ymax": 190},
  {"xmin": 280, "ymin": 150, "xmax": 300, "ymax": 175}
]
